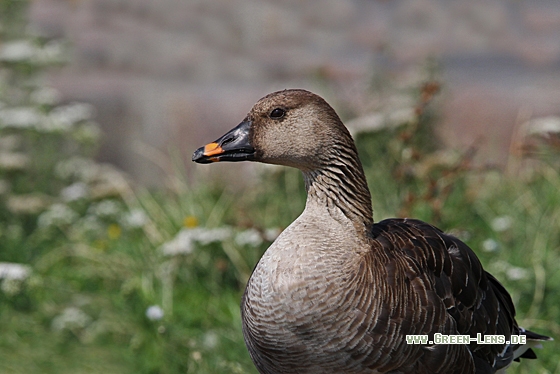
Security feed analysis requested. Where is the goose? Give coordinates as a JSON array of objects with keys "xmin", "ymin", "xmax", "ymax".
[{"xmin": 192, "ymin": 89, "xmax": 551, "ymax": 373}]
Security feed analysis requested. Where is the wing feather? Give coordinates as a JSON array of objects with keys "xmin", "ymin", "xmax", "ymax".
[{"xmin": 367, "ymin": 218, "xmax": 519, "ymax": 372}]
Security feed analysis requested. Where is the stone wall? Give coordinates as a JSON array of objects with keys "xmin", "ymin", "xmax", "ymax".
[{"xmin": 29, "ymin": 0, "xmax": 560, "ymax": 184}]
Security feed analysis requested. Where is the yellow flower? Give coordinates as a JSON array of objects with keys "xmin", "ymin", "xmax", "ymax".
[
  {"xmin": 93, "ymin": 239, "xmax": 108, "ymax": 251},
  {"xmin": 107, "ymin": 224, "xmax": 122, "ymax": 240},
  {"xmin": 183, "ymin": 216, "xmax": 198, "ymax": 228}
]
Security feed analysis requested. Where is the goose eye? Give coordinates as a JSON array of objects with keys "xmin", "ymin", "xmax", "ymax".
[{"xmin": 269, "ymin": 108, "xmax": 285, "ymax": 119}]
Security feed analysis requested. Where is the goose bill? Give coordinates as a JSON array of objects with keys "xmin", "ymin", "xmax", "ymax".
[{"xmin": 192, "ymin": 120, "xmax": 255, "ymax": 163}]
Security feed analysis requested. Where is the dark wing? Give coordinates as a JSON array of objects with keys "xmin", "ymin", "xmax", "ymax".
[{"xmin": 367, "ymin": 218, "xmax": 518, "ymax": 373}]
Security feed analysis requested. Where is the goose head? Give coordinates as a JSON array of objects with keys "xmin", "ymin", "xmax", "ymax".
[
  {"xmin": 192, "ymin": 89, "xmax": 355, "ymax": 172},
  {"xmin": 193, "ymin": 89, "xmax": 374, "ymax": 227}
]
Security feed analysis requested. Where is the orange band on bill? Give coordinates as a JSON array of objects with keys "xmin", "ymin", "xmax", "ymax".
[{"xmin": 203, "ymin": 142, "xmax": 224, "ymax": 156}]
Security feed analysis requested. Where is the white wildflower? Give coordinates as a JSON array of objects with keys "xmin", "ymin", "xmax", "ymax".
[
  {"xmin": 60, "ymin": 182, "xmax": 89, "ymax": 201},
  {"xmin": 121, "ymin": 208, "xmax": 148, "ymax": 228},
  {"xmin": 145, "ymin": 305, "xmax": 164, "ymax": 321},
  {"xmin": 524, "ymin": 116, "xmax": 560, "ymax": 135},
  {"xmin": 0, "ymin": 39, "xmax": 64, "ymax": 65},
  {"xmin": 401, "ymin": 147, "xmax": 413, "ymax": 161},
  {"xmin": 203, "ymin": 331, "xmax": 219, "ymax": 349},
  {"xmin": 37, "ymin": 102, "xmax": 94, "ymax": 132},
  {"xmin": 0, "ymin": 262, "xmax": 31, "ymax": 280},
  {"xmin": 89, "ymin": 166, "xmax": 130, "ymax": 199},
  {"xmin": 75, "ymin": 215, "xmax": 104, "ymax": 234},
  {"xmin": 388, "ymin": 107, "xmax": 416, "ymax": 126},
  {"xmin": 161, "ymin": 230, "xmax": 195, "ymax": 255},
  {"xmin": 30, "ymin": 87, "xmax": 61, "ymax": 106},
  {"xmin": 73, "ymin": 122, "xmax": 102, "ymax": 144},
  {"xmin": 47, "ymin": 103, "xmax": 94, "ymax": 129},
  {"xmin": 346, "ymin": 113, "xmax": 385, "ymax": 135},
  {"xmin": 0, "ymin": 40, "xmax": 36, "ymax": 62},
  {"xmin": 35, "ymin": 40, "xmax": 65, "ymax": 64},
  {"xmin": 0, "ymin": 261, "xmax": 30, "ymax": 296},
  {"xmin": 0, "ymin": 152, "xmax": 29, "ymax": 170},
  {"xmin": 264, "ymin": 227, "xmax": 282, "ymax": 242},
  {"xmin": 1, "ymin": 278, "xmax": 24, "ymax": 295},
  {"xmin": 161, "ymin": 227, "xmax": 232, "ymax": 256},
  {"xmin": 37, "ymin": 204, "xmax": 78, "ymax": 228},
  {"xmin": 192, "ymin": 227, "xmax": 231, "ymax": 245},
  {"xmin": 489, "ymin": 260, "xmax": 508, "ymax": 274},
  {"xmin": 88, "ymin": 200, "xmax": 121, "ymax": 218},
  {"xmin": 447, "ymin": 229, "xmax": 471, "ymax": 242},
  {"xmin": 235, "ymin": 228, "xmax": 263, "ymax": 247},
  {"xmin": 346, "ymin": 106, "xmax": 416, "ymax": 136},
  {"xmin": 506, "ymin": 267, "xmax": 529, "ymax": 281},
  {"xmin": 7, "ymin": 194, "xmax": 50, "ymax": 214},
  {"xmin": 55, "ymin": 157, "xmax": 102, "ymax": 181},
  {"xmin": 491, "ymin": 216, "xmax": 512, "ymax": 232},
  {"xmin": 482, "ymin": 238, "xmax": 499, "ymax": 252},
  {"xmin": 42, "ymin": 115, "xmax": 71, "ymax": 132},
  {"xmin": 51, "ymin": 307, "xmax": 92, "ymax": 331},
  {"xmin": 0, "ymin": 107, "xmax": 42, "ymax": 129}
]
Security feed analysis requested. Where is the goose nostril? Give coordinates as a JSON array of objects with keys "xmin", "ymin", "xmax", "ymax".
[{"xmin": 221, "ymin": 136, "xmax": 235, "ymax": 147}]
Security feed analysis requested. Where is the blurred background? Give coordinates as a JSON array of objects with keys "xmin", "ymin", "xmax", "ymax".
[
  {"xmin": 1, "ymin": 0, "xmax": 560, "ymax": 373},
  {"xmin": 28, "ymin": 0, "xmax": 560, "ymax": 184}
]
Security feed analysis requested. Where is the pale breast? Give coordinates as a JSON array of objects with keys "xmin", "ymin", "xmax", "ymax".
[{"xmin": 241, "ymin": 212, "xmax": 373, "ymax": 373}]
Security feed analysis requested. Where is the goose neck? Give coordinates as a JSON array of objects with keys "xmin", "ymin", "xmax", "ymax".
[{"xmin": 302, "ymin": 161, "xmax": 373, "ymax": 228}]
